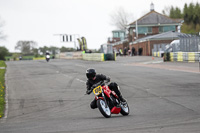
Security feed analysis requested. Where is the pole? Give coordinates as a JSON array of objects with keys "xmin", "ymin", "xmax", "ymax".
[
  {"xmin": 73, "ymin": 35, "xmax": 76, "ymax": 50},
  {"xmin": 136, "ymin": 20, "xmax": 138, "ymax": 38}
]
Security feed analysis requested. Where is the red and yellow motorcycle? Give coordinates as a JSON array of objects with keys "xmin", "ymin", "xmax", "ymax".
[{"xmin": 87, "ymin": 81, "xmax": 129, "ymax": 118}]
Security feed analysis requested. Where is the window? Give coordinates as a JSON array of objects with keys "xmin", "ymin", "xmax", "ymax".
[
  {"xmin": 119, "ymin": 32, "xmax": 125, "ymax": 40},
  {"xmin": 113, "ymin": 31, "xmax": 125, "ymax": 40},
  {"xmin": 148, "ymin": 27, "xmax": 152, "ymax": 33},
  {"xmin": 138, "ymin": 27, "xmax": 152, "ymax": 34},
  {"xmin": 159, "ymin": 26, "xmax": 176, "ymax": 33},
  {"xmin": 113, "ymin": 32, "xmax": 119, "ymax": 38}
]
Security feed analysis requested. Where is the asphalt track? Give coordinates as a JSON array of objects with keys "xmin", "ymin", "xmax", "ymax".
[{"xmin": 0, "ymin": 56, "xmax": 200, "ymax": 133}]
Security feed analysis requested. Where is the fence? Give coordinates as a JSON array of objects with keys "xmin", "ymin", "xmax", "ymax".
[
  {"xmin": 153, "ymin": 34, "xmax": 200, "ymax": 61},
  {"xmin": 152, "ymin": 34, "xmax": 200, "ymax": 53},
  {"xmin": 179, "ymin": 34, "xmax": 200, "ymax": 52},
  {"xmin": 152, "ymin": 44, "xmax": 169, "ymax": 57}
]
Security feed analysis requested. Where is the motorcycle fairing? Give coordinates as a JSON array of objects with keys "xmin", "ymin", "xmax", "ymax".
[
  {"xmin": 102, "ymin": 85, "xmax": 112, "ymax": 98},
  {"xmin": 111, "ymin": 107, "xmax": 121, "ymax": 114}
]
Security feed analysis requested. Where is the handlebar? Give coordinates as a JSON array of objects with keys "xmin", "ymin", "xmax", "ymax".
[
  {"xmin": 85, "ymin": 80, "xmax": 109, "ymax": 95},
  {"xmin": 91, "ymin": 80, "xmax": 109, "ymax": 89}
]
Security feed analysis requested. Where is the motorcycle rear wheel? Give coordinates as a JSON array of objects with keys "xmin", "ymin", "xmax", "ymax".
[
  {"xmin": 120, "ymin": 102, "xmax": 129, "ymax": 116},
  {"xmin": 97, "ymin": 99, "xmax": 111, "ymax": 118}
]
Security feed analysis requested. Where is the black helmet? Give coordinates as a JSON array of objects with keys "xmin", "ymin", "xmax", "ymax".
[{"xmin": 86, "ymin": 69, "xmax": 96, "ymax": 80}]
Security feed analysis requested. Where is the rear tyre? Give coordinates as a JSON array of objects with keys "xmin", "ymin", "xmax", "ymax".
[
  {"xmin": 120, "ymin": 102, "xmax": 129, "ymax": 116},
  {"xmin": 97, "ymin": 99, "xmax": 111, "ymax": 118}
]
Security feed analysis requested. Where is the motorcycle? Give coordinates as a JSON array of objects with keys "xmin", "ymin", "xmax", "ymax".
[
  {"xmin": 46, "ymin": 55, "xmax": 50, "ymax": 62},
  {"xmin": 86, "ymin": 80, "xmax": 129, "ymax": 118}
]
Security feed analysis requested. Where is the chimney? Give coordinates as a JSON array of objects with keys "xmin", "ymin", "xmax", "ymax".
[{"xmin": 150, "ymin": 3, "xmax": 154, "ymax": 11}]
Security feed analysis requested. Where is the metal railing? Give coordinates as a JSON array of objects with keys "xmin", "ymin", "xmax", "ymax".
[
  {"xmin": 179, "ymin": 34, "xmax": 200, "ymax": 52},
  {"xmin": 152, "ymin": 34, "xmax": 200, "ymax": 54}
]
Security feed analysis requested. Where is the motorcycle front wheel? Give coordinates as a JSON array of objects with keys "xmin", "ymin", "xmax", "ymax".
[{"xmin": 97, "ymin": 99, "xmax": 111, "ymax": 118}]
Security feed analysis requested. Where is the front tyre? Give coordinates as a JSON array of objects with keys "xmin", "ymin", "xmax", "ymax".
[
  {"xmin": 120, "ymin": 102, "xmax": 129, "ymax": 116},
  {"xmin": 97, "ymin": 99, "xmax": 111, "ymax": 118}
]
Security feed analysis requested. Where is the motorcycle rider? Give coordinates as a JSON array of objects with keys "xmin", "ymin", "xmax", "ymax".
[
  {"xmin": 46, "ymin": 51, "xmax": 50, "ymax": 56},
  {"xmin": 45, "ymin": 51, "xmax": 50, "ymax": 61},
  {"xmin": 86, "ymin": 68, "xmax": 126, "ymax": 109}
]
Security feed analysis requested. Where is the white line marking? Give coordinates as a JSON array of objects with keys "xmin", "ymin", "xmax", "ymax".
[
  {"xmin": 76, "ymin": 78, "xmax": 86, "ymax": 84},
  {"xmin": 75, "ymin": 64, "xmax": 87, "ymax": 68},
  {"xmin": 62, "ymin": 74, "xmax": 72, "ymax": 78},
  {"xmin": 2, "ymin": 68, "xmax": 85, "ymax": 122},
  {"xmin": 61, "ymin": 74, "xmax": 85, "ymax": 84},
  {"xmin": 143, "ymin": 61, "xmax": 163, "ymax": 64},
  {"xmin": 4, "ymin": 83, "xmax": 8, "ymax": 119}
]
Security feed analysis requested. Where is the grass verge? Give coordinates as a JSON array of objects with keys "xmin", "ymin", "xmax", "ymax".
[{"xmin": 0, "ymin": 60, "xmax": 6, "ymax": 118}]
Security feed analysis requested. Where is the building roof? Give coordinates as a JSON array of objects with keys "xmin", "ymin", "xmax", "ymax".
[
  {"xmin": 130, "ymin": 31, "xmax": 187, "ymax": 44},
  {"xmin": 109, "ymin": 39, "xmax": 129, "ymax": 46},
  {"xmin": 129, "ymin": 11, "xmax": 183, "ymax": 26},
  {"xmin": 112, "ymin": 30, "xmax": 125, "ymax": 32}
]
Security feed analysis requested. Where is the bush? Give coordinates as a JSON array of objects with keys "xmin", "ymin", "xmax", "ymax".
[
  {"xmin": 34, "ymin": 54, "xmax": 39, "ymax": 58},
  {"xmin": 0, "ymin": 61, "xmax": 6, "ymax": 67},
  {"xmin": 0, "ymin": 47, "xmax": 9, "ymax": 61},
  {"xmin": 12, "ymin": 53, "xmax": 20, "ymax": 61}
]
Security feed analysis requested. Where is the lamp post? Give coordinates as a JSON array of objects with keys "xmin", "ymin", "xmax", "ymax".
[
  {"xmin": 199, "ymin": 53, "xmax": 200, "ymax": 72},
  {"xmin": 136, "ymin": 20, "xmax": 138, "ymax": 38}
]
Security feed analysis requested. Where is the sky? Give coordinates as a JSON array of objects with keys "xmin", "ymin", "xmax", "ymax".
[{"xmin": 0, "ymin": 0, "xmax": 199, "ymax": 52}]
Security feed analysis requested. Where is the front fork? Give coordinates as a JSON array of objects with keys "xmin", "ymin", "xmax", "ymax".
[
  {"xmin": 96, "ymin": 90, "xmax": 108, "ymax": 108},
  {"xmin": 102, "ymin": 90, "xmax": 108, "ymax": 108}
]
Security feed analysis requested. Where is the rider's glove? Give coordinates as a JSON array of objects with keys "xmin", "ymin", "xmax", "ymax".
[
  {"xmin": 86, "ymin": 90, "xmax": 91, "ymax": 95},
  {"xmin": 106, "ymin": 77, "xmax": 110, "ymax": 82}
]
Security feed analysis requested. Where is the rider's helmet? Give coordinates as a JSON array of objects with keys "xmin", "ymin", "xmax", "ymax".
[{"xmin": 86, "ymin": 68, "xmax": 96, "ymax": 80}]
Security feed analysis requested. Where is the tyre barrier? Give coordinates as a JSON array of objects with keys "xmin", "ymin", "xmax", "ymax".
[
  {"xmin": 59, "ymin": 52, "xmax": 83, "ymax": 59},
  {"xmin": 153, "ymin": 52, "xmax": 164, "ymax": 57},
  {"xmin": 104, "ymin": 54, "xmax": 116, "ymax": 61},
  {"xmin": 170, "ymin": 53, "xmax": 174, "ymax": 61},
  {"xmin": 162, "ymin": 52, "xmax": 200, "ymax": 62},
  {"xmin": 82, "ymin": 53, "xmax": 104, "ymax": 61},
  {"xmin": 58, "ymin": 52, "xmax": 115, "ymax": 61}
]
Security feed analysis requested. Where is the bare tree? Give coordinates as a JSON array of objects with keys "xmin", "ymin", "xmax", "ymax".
[
  {"xmin": 162, "ymin": 6, "xmax": 171, "ymax": 16},
  {"xmin": 0, "ymin": 17, "xmax": 7, "ymax": 40},
  {"xmin": 110, "ymin": 7, "xmax": 134, "ymax": 30},
  {"xmin": 15, "ymin": 41, "xmax": 37, "ymax": 54}
]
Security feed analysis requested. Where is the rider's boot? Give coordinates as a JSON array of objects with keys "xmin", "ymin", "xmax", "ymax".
[
  {"xmin": 118, "ymin": 94, "xmax": 127, "ymax": 103},
  {"xmin": 116, "ymin": 86, "xmax": 126, "ymax": 103}
]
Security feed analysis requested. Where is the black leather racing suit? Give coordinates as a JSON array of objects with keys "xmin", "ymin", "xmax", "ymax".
[{"xmin": 86, "ymin": 74, "xmax": 124, "ymax": 109}]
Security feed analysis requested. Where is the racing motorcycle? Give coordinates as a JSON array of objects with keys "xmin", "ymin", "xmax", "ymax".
[
  {"xmin": 46, "ymin": 55, "xmax": 50, "ymax": 62},
  {"xmin": 86, "ymin": 80, "xmax": 129, "ymax": 118}
]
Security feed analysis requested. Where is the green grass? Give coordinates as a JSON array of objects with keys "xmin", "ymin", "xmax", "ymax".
[
  {"xmin": 22, "ymin": 56, "xmax": 34, "ymax": 59},
  {"xmin": 5, "ymin": 56, "xmax": 34, "ymax": 61},
  {"xmin": 0, "ymin": 60, "xmax": 6, "ymax": 118},
  {"xmin": 0, "ymin": 61, "xmax": 6, "ymax": 67},
  {"xmin": 5, "ymin": 56, "xmax": 11, "ymax": 61},
  {"xmin": 5, "ymin": 55, "xmax": 56, "ymax": 61}
]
